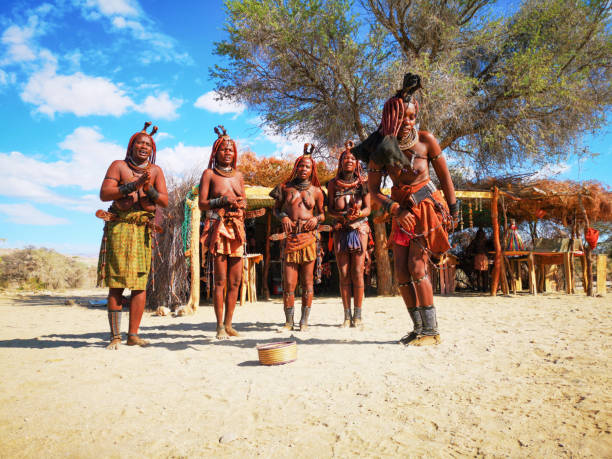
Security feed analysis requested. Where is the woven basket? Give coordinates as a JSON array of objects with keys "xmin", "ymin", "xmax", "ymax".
[{"xmin": 257, "ymin": 341, "xmax": 297, "ymax": 366}]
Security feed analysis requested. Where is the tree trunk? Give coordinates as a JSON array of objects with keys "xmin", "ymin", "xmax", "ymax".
[
  {"xmin": 372, "ymin": 221, "xmax": 394, "ymax": 296},
  {"xmin": 262, "ymin": 210, "xmax": 271, "ymax": 300},
  {"xmin": 490, "ymin": 187, "xmax": 502, "ymax": 296}
]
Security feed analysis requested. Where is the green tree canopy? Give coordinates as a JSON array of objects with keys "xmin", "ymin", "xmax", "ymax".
[{"xmin": 212, "ymin": 0, "xmax": 611, "ymax": 175}]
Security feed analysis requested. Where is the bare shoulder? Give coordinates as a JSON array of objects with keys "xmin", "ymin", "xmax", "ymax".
[
  {"xmin": 418, "ymin": 130, "xmax": 438, "ymax": 145},
  {"xmin": 150, "ymin": 163, "xmax": 165, "ymax": 176},
  {"xmin": 201, "ymin": 168, "xmax": 214, "ymax": 180},
  {"xmin": 234, "ymin": 170, "xmax": 245, "ymax": 181}
]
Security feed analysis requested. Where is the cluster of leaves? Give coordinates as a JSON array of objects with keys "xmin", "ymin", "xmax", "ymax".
[
  {"xmin": 212, "ymin": 0, "xmax": 611, "ymax": 177},
  {"xmin": 238, "ymin": 150, "xmax": 337, "ymax": 186},
  {"xmin": 0, "ymin": 247, "xmax": 96, "ymax": 290}
]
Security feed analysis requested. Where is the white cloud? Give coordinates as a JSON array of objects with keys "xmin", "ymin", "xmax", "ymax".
[
  {"xmin": 260, "ymin": 127, "xmax": 310, "ymax": 158},
  {"xmin": 139, "ymin": 92, "xmax": 182, "ymax": 120},
  {"xmin": 83, "ymin": 0, "xmax": 141, "ymax": 17},
  {"xmin": 532, "ymin": 162, "xmax": 570, "ymax": 179},
  {"xmin": 0, "ymin": 203, "xmax": 69, "ymax": 225},
  {"xmin": 1, "ymin": 22, "xmax": 38, "ymax": 63},
  {"xmin": 156, "ymin": 143, "xmax": 211, "ymax": 178},
  {"xmin": 74, "ymin": 0, "xmax": 191, "ymax": 65},
  {"xmin": 194, "ymin": 91, "xmax": 246, "ymax": 116},
  {"xmin": 0, "ymin": 69, "xmax": 16, "ymax": 86},
  {"xmin": 21, "ymin": 64, "xmax": 133, "ymax": 117}
]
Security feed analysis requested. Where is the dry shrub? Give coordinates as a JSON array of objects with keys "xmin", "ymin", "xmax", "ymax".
[
  {"xmin": 146, "ymin": 174, "xmax": 199, "ymax": 310},
  {"xmin": 0, "ymin": 247, "xmax": 96, "ymax": 290}
]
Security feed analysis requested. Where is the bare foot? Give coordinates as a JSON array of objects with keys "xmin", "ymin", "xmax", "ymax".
[
  {"xmin": 353, "ymin": 318, "xmax": 363, "ymax": 329},
  {"xmin": 216, "ymin": 326, "xmax": 229, "ymax": 340},
  {"xmin": 106, "ymin": 337, "xmax": 121, "ymax": 350},
  {"xmin": 407, "ymin": 334, "xmax": 441, "ymax": 346},
  {"xmin": 299, "ymin": 323, "xmax": 309, "ymax": 331},
  {"xmin": 126, "ymin": 334, "xmax": 149, "ymax": 347},
  {"xmin": 225, "ymin": 326, "xmax": 240, "ymax": 337},
  {"xmin": 340, "ymin": 319, "xmax": 351, "ymax": 328}
]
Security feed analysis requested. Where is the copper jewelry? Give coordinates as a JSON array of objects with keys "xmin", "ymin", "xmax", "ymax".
[
  {"xmin": 214, "ymin": 165, "xmax": 235, "ymax": 177},
  {"xmin": 398, "ymin": 127, "xmax": 418, "ymax": 151}
]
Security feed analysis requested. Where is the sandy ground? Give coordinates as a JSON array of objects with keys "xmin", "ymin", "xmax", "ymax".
[{"xmin": 0, "ymin": 288, "xmax": 610, "ymax": 458}]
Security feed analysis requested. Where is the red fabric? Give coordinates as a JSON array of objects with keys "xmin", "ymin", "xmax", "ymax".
[
  {"xmin": 389, "ymin": 181, "xmax": 451, "ymax": 255},
  {"xmin": 585, "ymin": 227, "xmax": 599, "ymax": 250}
]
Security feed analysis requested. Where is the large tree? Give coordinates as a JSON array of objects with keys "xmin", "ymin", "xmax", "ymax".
[{"xmin": 367, "ymin": 0, "xmax": 612, "ymax": 174}]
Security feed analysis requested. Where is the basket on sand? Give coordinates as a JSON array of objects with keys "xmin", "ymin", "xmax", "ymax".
[{"xmin": 256, "ymin": 341, "xmax": 297, "ymax": 365}]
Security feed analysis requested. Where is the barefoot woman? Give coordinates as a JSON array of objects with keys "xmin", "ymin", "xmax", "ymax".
[
  {"xmin": 366, "ymin": 74, "xmax": 458, "ymax": 346},
  {"xmin": 199, "ymin": 126, "xmax": 247, "ymax": 339},
  {"xmin": 327, "ymin": 141, "xmax": 371, "ymax": 327},
  {"xmin": 270, "ymin": 145, "xmax": 325, "ymax": 331},
  {"xmin": 98, "ymin": 122, "xmax": 168, "ymax": 349}
]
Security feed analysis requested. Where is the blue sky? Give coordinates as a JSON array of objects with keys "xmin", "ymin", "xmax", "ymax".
[{"xmin": 0, "ymin": 0, "xmax": 610, "ymax": 256}]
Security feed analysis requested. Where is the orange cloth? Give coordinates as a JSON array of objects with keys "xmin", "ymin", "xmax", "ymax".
[
  {"xmin": 389, "ymin": 181, "xmax": 451, "ymax": 255},
  {"xmin": 201, "ymin": 209, "xmax": 245, "ymax": 258},
  {"xmin": 284, "ymin": 231, "xmax": 317, "ymax": 264}
]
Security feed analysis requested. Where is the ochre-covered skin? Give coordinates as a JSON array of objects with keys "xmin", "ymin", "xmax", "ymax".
[
  {"xmin": 272, "ymin": 148, "xmax": 325, "ymax": 331},
  {"xmin": 99, "ymin": 124, "xmax": 168, "ymax": 349},
  {"xmin": 198, "ymin": 127, "xmax": 246, "ymax": 339}
]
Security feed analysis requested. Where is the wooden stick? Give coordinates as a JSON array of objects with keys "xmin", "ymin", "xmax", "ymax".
[
  {"xmin": 262, "ymin": 210, "xmax": 271, "ymax": 300},
  {"xmin": 490, "ymin": 187, "xmax": 502, "ymax": 296}
]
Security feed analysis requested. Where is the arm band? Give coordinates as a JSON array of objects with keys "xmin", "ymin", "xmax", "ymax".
[
  {"xmin": 118, "ymin": 181, "xmax": 137, "ymax": 196},
  {"xmin": 382, "ymin": 197, "xmax": 396, "ymax": 213},
  {"xmin": 209, "ymin": 196, "xmax": 228, "ymax": 208},
  {"xmin": 145, "ymin": 186, "xmax": 159, "ymax": 202},
  {"xmin": 449, "ymin": 201, "xmax": 459, "ymax": 214}
]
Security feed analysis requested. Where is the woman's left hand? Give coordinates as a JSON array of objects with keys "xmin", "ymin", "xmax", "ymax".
[{"xmin": 303, "ymin": 216, "xmax": 319, "ymax": 231}]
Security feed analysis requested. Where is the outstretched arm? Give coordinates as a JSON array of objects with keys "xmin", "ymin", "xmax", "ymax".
[{"xmin": 424, "ymin": 132, "xmax": 458, "ymax": 219}]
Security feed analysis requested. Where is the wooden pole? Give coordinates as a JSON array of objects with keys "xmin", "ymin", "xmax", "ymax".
[
  {"xmin": 596, "ymin": 254, "xmax": 607, "ymax": 295},
  {"xmin": 490, "ymin": 187, "xmax": 501, "ymax": 296},
  {"xmin": 373, "ymin": 221, "xmax": 394, "ymax": 296},
  {"xmin": 262, "ymin": 209, "xmax": 271, "ymax": 300},
  {"xmin": 185, "ymin": 201, "xmax": 201, "ymax": 314}
]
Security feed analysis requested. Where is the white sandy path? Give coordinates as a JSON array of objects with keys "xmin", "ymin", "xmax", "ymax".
[{"xmin": 0, "ymin": 289, "xmax": 610, "ymax": 458}]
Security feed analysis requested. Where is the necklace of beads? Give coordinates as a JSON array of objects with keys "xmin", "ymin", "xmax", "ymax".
[{"xmin": 398, "ymin": 127, "xmax": 418, "ymax": 151}]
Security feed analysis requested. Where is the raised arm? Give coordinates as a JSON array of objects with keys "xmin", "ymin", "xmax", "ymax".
[
  {"xmin": 143, "ymin": 166, "xmax": 168, "ymax": 208},
  {"xmin": 100, "ymin": 160, "xmax": 147, "ymax": 202},
  {"xmin": 367, "ymin": 161, "xmax": 399, "ymax": 217}
]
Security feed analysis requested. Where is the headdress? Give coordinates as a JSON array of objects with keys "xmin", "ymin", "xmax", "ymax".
[
  {"xmin": 207, "ymin": 125, "xmax": 238, "ymax": 170},
  {"xmin": 335, "ymin": 140, "xmax": 365, "ymax": 182},
  {"xmin": 380, "ymin": 73, "xmax": 421, "ymax": 137},
  {"xmin": 126, "ymin": 121, "xmax": 158, "ymax": 164},
  {"xmin": 285, "ymin": 143, "xmax": 321, "ymax": 188}
]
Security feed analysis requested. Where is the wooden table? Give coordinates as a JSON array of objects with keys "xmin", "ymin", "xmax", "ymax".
[
  {"xmin": 240, "ymin": 253, "xmax": 263, "ymax": 305},
  {"xmin": 501, "ymin": 250, "xmax": 585, "ymax": 295}
]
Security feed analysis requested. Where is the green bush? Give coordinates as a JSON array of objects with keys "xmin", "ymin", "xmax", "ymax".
[{"xmin": 0, "ymin": 247, "xmax": 96, "ymax": 290}]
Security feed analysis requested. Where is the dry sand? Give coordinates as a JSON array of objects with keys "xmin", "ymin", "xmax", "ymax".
[{"xmin": 0, "ymin": 288, "xmax": 610, "ymax": 458}]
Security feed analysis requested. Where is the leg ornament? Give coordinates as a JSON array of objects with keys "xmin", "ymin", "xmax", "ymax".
[
  {"xmin": 106, "ymin": 310, "xmax": 122, "ymax": 350},
  {"xmin": 408, "ymin": 305, "xmax": 441, "ymax": 346},
  {"xmin": 342, "ymin": 306, "xmax": 352, "ymax": 328},
  {"xmin": 400, "ymin": 307, "xmax": 423, "ymax": 345},
  {"xmin": 299, "ymin": 289, "xmax": 313, "ymax": 331},
  {"xmin": 283, "ymin": 292, "xmax": 295, "ymax": 330}
]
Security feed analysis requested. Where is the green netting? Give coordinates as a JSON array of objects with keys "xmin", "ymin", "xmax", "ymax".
[{"xmin": 182, "ymin": 185, "xmax": 200, "ymax": 267}]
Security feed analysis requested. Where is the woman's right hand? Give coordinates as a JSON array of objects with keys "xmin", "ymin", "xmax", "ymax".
[
  {"xmin": 281, "ymin": 216, "xmax": 295, "ymax": 234},
  {"xmin": 396, "ymin": 209, "xmax": 416, "ymax": 230}
]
